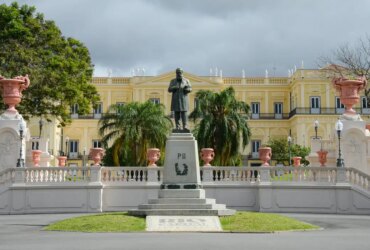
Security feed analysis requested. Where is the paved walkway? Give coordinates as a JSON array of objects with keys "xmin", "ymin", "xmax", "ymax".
[{"xmin": 0, "ymin": 213, "xmax": 370, "ymax": 250}]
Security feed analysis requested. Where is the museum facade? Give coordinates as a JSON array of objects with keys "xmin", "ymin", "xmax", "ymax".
[{"xmin": 26, "ymin": 68, "xmax": 370, "ymax": 166}]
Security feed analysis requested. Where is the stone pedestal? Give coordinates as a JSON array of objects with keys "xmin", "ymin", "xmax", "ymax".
[
  {"xmin": 130, "ymin": 132, "xmax": 235, "ymax": 217},
  {"xmin": 162, "ymin": 133, "xmax": 201, "ymax": 189},
  {"xmin": 0, "ymin": 118, "xmax": 28, "ymax": 171}
]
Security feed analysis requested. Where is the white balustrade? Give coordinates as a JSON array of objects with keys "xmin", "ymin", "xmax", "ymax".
[
  {"xmin": 0, "ymin": 168, "xmax": 14, "ymax": 187},
  {"xmin": 346, "ymin": 168, "xmax": 370, "ymax": 192},
  {"xmin": 271, "ymin": 166, "xmax": 337, "ymax": 183},
  {"xmin": 101, "ymin": 167, "xmax": 163, "ymax": 183},
  {"xmin": 24, "ymin": 167, "xmax": 90, "ymax": 183},
  {"xmin": 202, "ymin": 167, "xmax": 261, "ymax": 183},
  {"xmin": 1, "ymin": 166, "xmax": 370, "ymax": 195}
]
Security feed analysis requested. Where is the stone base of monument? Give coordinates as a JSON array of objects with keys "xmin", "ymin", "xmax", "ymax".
[
  {"xmin": 129, "ymin": 189, "xmax": 235, "ymax": 216},
  {"xmin": 129, "ymin": 132, "xmax": 234, "ymax": 231}
]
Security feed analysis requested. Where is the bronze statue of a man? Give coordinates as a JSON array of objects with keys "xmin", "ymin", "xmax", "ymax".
[{"xmin": 168, "ymin": 68, "xmax": 192, "ymax": 131}]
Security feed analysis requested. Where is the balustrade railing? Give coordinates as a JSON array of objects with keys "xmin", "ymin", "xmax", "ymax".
[
  {"xmin": 1, "ymin": 166, "xmax": 370, "ymax": 195},
  {"xmin": 24, "ymin": 167, "xmax": 91, "ymax": 183},
  {"xmin": 201, "ymin": 167, "xmax": 261, "ymax": 183},
  {"xmin": 0, "ymin": 168, "xmax": 14, "ymax": 186},
  {"xmin": 101, "ymin": 167, "xmax": 163, "ymax": 183},
  {"xmin": 346, "ymin": 168, "xmax": 370, "ymax": 192},
  {"xmin": 271, "ymin": 166, "xmax": 337, "ymax": 183}
]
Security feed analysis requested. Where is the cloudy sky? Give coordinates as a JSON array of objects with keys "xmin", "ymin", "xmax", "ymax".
[{"xmin": 3, "ymin": 0, "xmax": 370, "ymax": 77}]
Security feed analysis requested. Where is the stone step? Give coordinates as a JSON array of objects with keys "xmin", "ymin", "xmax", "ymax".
[
  {"xmin": 138, "ymin": 203, "xmax": 214, "ymax": 210},
  {"xmin": 147, "ymin": 198, "xmax": 216, "ymax": 205},
  {"xmin": 158, "ymin": 189, "xmax": 205, "ymax": 199},
  {"xmin": 129, "ymin": 209, "xmax": 235, "ymax": 216}
]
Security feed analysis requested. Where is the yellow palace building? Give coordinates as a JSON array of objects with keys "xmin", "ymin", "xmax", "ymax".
[{"xmin": 27, "ymin": 68, "xmax": 370, "ymax": 167}]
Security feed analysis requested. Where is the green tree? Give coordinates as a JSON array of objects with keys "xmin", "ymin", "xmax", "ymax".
[
  {"xmin": 266, "ymin": 138, "xmax": 310, "ymax": 166},
  {"xmin": 189, "ymin": 87, "xmax": 251, "ymax": 166},
  {"xmin": 99, "ymin": 101, "xmax": 172, "ymax": 166},
  {"xmin": 0, "ymin": 2, "xmax": 99, "ymax": 125}
]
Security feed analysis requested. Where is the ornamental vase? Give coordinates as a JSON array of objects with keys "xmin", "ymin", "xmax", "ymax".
[
  {"xmin": 259, "ymin": 147, "xmax": 272, "ymax": 166},
  {"xmin": 200, "ymin": 148, "xmax": 215, "ymax": 166},
  {"xmin": 0, "ymin": 75, "xmax": 30, "ymax": 114},
  {"xmin": 147, "ymin": 148, "xmax": 161, "ymax": 167},
  {"xmin": 57, "ymin": 156, "xmax": 67, "ymax": 167},
  {"xmin": 32, "ymin": 150, "xmax": 42, "ymax": 167},
  {"xmin": 332, "ymin": 77, "xmax": 367, "ymax": 116},
  {"xmin": 292, "ymin": 156, "xmax": 302, "ymax": 167},
  {"xmin": 89, "ymin": 148, "xmax": 105, "ymax": 166},
  {"xmin": 317, "ymin": 150, "xmax": 328, "ymax": 167}
]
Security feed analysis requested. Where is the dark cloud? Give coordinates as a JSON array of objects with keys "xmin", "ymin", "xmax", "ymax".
[{"xmin": 3, "ymin": 0, "xmax": 370, "ymax": 77}]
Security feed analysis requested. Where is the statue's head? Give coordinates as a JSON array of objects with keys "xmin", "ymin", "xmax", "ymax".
[{"xmin": 176, "ymin": 68, "xmax": 183, "ymax": 80}]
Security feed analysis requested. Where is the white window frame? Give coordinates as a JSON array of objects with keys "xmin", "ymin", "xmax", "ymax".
[
  {"xmin": 69, "ymin": 140, "xmax": 79, "ymax": 159},
  {"xmin": 361, "ymin": 96, "xmax": 370, "ymax": 114},
  {"xmin": 149, "ymin": 98, "xmax": 160, "ymax": 105},
  {"xmin": 94, "ymin": 103, "xmax": 103, "ymax": 118},
  {"xmin": 274, "ymin": 102, "xmax": 283, "ymax": 119},
  {"xmin": 92, "ymin": 140, "xmax": 102, "ymax": 148},
  {"xmin": 310, "ymin": 96, "xmax": 320, "ymax": 114},
  {"xmin": 335, "ymin": 97, "xmax": 345, "ymax": 114},
  {"xmin": 251, "ymin": 102, "xmax": 260, "ymax": 119},
  {"xmin": 251, "ymin": 140, "xmax": 261, "ymax": 158},
  {"xmin": 71, "ymin": 103, "xmax": 79, "ymax": 118}
]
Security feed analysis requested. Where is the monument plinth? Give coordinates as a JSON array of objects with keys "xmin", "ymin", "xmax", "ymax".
[
  {"xmin": 129, "ymin": 132, "xmax": 235, "ymax": 222},
  {"xmin": 161, "ymin": 133, "xmax": 201, "ymax": 189}
]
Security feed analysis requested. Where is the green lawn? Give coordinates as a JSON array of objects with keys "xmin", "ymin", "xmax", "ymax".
[
  {"xmin": 220, "ymin": 211, "xmax": 319, "ymax": 232},
  {"xmin": 45, "ymin": 211, "xmax": 319, "ymax": 233},
  {"xmin": 45, "ymin": 213, "xmax": 146, "ymax": 232}
]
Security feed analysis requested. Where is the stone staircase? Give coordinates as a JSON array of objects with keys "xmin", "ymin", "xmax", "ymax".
[{"xmin": 129, "ymin": 189, "xmax": 235, "ymax": 216}]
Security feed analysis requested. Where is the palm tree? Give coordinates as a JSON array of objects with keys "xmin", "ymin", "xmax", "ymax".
[
  {"xmin": 189, "ymin": 87, "xmax": 251, "ymax": 166},
  {"xmin": 98, "ymin": 101, "xmax": 172, "ymax": 166}
]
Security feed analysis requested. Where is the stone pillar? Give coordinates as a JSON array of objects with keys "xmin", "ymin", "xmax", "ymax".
[
  {"xmin": 201, "ymin": 166, "xmax": 214, "ymax": 182},
  {"xmin": 147, "ymin": 166, "xmax": 159, "ymax": 183},
  {"xmin": 162, "ymin": 133, "xmax": 201, "ymax": 189}
]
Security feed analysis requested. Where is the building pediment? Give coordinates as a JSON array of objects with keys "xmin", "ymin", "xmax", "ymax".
[{"xmin": 133, "ymin": 71, "xmax": 222, "ymax": 87}]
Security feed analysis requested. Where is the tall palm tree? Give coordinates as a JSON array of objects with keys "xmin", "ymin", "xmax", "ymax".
[
  {"xmin": 189, "ymin": 87, "xmax": 251, "ymax": 166},
  {"xmin": 98, "ymin": 101, "xmax": 172, "ymax": 166}
]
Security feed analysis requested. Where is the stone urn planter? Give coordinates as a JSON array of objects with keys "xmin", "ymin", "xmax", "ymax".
[
  {"xmin": 89, "ymin": 148, "xmax": 105, "ymax": 166},
  {"xmin": 259, "ymin": 147, "xmax": 272, "ymax": 166},
  {"xmin": 366, "ymin": 124, "xmax": 370, "ymax": 131},
  {"xmin": 147, "ymin": 148, "xmax": 161, "ymax": 167},
  {"xmin": 332, "ymin": 77, "xmax": 367, "ymax": 116},
  {"xmin": 31, "ymin": 150, "xmax": 42, "ymax": 167},
  {"xmin": 200, "ymin": 148, "xmax": 215, "ymax": 166},
  {"xmin": 317, "ymin": 150, "xmax": 328, "ymax": 166},
  {"xmin": 292, "ymin": 156, "xmax": 302, "ymax": 167},
  {"xmin": 0, "ymin": 75, "xmax": 30, "ymax": 114},
  {"xmin": 57, "ymin": 156, "xmax": 67, "ymax": 167}
]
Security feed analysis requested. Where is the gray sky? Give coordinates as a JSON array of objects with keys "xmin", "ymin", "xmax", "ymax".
[{"xmin": 3, "ymin": 0, "xmax": 370, "ymax": 77}]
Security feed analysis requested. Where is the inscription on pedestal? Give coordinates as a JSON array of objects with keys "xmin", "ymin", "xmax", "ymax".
[{"xmin": 146, "ymin": 216, "xmax": 222, "ymax": 232}]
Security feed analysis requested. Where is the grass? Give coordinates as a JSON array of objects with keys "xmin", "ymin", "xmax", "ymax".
[
  {"xmin": 45, "ymin": 211, "xmax": 319, "ymax": 233},
  {"xmin": 44, "ymin": 212, "xmax": 146, "ymax": 232},
  {"xmin": 220, "ymin": 211, "xmax": 319, "ymax": 232}
]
